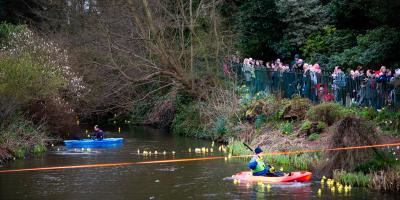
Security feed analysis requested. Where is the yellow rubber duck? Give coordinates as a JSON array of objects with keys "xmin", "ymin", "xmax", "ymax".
[
  {"xmin": 317, "ymin": 188, "xmax": 322, "ymax": 195},
  {"xmin": 267, "ymin": 184, "xmax": 271, "ymax": 189}
]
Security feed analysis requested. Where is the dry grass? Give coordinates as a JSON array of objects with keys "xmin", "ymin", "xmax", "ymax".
[
  {"xmin": 371, "ymin": 167, "xmax": 400, "ymax": 191},
  {"xmin": 319, "ymin": 116, "xmax": 381, "ymax": 175}
]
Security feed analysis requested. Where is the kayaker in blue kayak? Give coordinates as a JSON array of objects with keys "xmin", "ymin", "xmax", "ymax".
[
  {"xmin": 248, "ymin": 147, "xmax": 284, "ymax": 177},
  {"xmin": 93, "ymin": 125, "xmax": 104, "ymax": 140}
]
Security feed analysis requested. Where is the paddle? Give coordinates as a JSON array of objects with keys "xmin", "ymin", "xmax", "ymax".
[{"xmin": 243, "ymin": 142, "xmax": 254, "ymax": 152}]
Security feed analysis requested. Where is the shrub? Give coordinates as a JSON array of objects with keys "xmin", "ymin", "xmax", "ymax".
[
  {"xmin": 320, "ymin": 116, "xmax": 381, "ymax": 174},
  {"xmin": 171, "ymin": 104, "xmax": 205, "ymax": 138},
  {"xmin": 316, "ymin": 121, "xmax": 326, "ymax": 130},
  {"xmin": 375, "ymin": 108, "xmax": 400, "ymax": 136},
  {"xmin": 306, "ymin": 102, "xmax": 345, "ymax": 126},
  {"xmin": 0, "ymin": 114, "xmax": 48, "ymax": 161},
  {"xmin": 300, "ymin": 120, "xmax": 312, "ymax": 132},
  {"xmin": 214, "ymin": 117, "xmax": 227, "ymax": 136},
  {"xmin": 280, "ymin": 121, "xmax": 293, "ymax": 135},
  {"xmin": 308, "ymin": 133, "xmax": 320, "ymax": 141}
]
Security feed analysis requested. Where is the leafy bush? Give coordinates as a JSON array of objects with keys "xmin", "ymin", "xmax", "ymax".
[
  {"xmin": 280, "ymin": 121, "xmax": 293, "ymax": 135},
  {"xmin": 316, "ymin": 121, "xmax": 327, "ymax": 130},
  {"xmin": 375, "ymin": 108, "xmax": 400, "ymax": 136},
  {"xmin": 308, "ymin": 133, "xmax": 320, "ymax": 141},
  {"xmin": 0, "ymin": 54, "xmax": 65, "ymax": 103},
  {"xmin": 300, "ymin": 120, "xmax": 312, "ymax": 132},
  {"xmin": 0, "ymin": 114, "xmax": 48, "ymax": 160},
  {"xmin": 171, "ymin": 104, "xmax": 206, "ymax": 138},
  {"xmin": 214, "ymin": 117, "xmax": 227, "ymax": 136},
  {"xmin": 306, "ymin": 102, "xmax": 345, "ymax": 126}
]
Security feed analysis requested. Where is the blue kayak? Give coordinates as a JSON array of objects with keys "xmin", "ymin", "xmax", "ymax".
[{"xmin": 64, "ymin": 138, "xmax": 124, "ymax": 148}]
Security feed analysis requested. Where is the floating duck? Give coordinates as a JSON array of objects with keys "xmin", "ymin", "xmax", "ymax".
[
  {"xmin": 317, "ymin": 188, "xmax": 322, "ymax": 195},
  {"xmin": 154, "ymin": 151, "xmax": 158, "ymax": 155},
  {"xmin": 233, "ymin": 179, "xmax": 238, "ymax": 184},
  {"xmin": 172, "ymin": 151, "xmax": 176, "ymax": 155},
  {"xmin": 137, "ymin": 149, "xmax": 140, "ymax": 154},
  {"xmin": 210, "ymin": 148, "xmax": 214, "ymax": 153},
  {"xmin": 163, "ymin": 151, "xmax": 166, "ymax": 155},
  {"xmin": 267, "ymin": 184, "xmax": 271, "ymax": 189},
  {"xmin": 331, "ymin": 187, "xmax": 335, "ymax": 192},
  {"xmin": 188, "ymin": 148, "xmax": 191, "ymax": 153},
  {"xmin": 194, "ymin": 148, "xmax": 201, "ymax": 153}
]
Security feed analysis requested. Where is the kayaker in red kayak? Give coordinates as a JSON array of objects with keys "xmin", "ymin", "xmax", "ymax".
[
  {"xmin": 93, "ymin": 125, "xmax": 104, "ymax": 140},
  {"xmin": 248, "ymin": 147, "xmax": 284, "ymax": 177}
]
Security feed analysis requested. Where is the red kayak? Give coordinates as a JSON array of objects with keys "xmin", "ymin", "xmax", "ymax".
[{"xmin": 232, "ymin": 171, "xmax": 312, "ymax": 183}]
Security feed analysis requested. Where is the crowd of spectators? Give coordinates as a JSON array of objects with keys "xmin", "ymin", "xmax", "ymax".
[{"xmin": 225, "ymin": 55, "xmax": 400, "ymax": 110}]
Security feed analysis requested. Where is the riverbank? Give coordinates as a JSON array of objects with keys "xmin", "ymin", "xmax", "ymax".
[
  {"xmin": 0, "ymin": 115, "xmax": 50, "ymax": 165},
  {"xmin": 220, "ymin": 86, "xmax": 400, "ymax": 191}
]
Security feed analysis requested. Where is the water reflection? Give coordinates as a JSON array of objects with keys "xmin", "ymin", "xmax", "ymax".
[{"xmin": 0, "ymin": 126, "xmax": 398, "ymax": 199}]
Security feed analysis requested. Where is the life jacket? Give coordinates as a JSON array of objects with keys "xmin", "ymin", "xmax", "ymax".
[{"xmin": 252, "ymin": 156, "xmax": 266, "ymax": 173}]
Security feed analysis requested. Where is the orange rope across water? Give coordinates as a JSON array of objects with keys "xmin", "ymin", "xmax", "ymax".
[{"xmin": 0, "ymin": 142, "xmax": 399, "ymax": 173}]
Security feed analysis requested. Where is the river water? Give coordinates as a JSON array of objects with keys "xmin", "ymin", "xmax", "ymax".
[{"xmin": 0, "ymin": 126, "xmax": 397, "ymax": 199}]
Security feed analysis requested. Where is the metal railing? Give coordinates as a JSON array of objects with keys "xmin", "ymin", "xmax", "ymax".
[{"xmin": 230, "ymin": 63, "xmax": 400, "ymax": 110}]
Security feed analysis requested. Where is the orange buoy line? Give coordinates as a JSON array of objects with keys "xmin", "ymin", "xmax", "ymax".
[{"xmin": 0, "ymin": 142, "xmax": 399, "ymax": 173}]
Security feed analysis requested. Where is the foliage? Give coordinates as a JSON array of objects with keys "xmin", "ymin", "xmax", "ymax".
[
  {"xmin": 316, "ymin": 121, "xmax": 326, "ymax": 130},
  {"xmin": 280, "ymin": 121, "xmax": 294, "ymax": 135},
  {"xmin": 227, "ymin": 140, "xmax": 249, "ymax": 155},
  {"xmin": 308, "ymin": 133, "xmax": 320, "ymax": 141},
  {"xmin": 0, "ymin": 114, "xmax": 48, "ymax": 161},
  {"xmin": 281, "ymin": 95, "xmax": 312, "ymax": 120},
  {"xmin": 276, "ymin": 0, "xmax": 331, "ymax": 47},
  {"xmin": 355, "ymin": 152, "xmax": 397, "ymax": 173},
  {"xmin": 333, "ymin": 170, "xmax": 372, "ymax": 187},
  {"xmin": 0, "ymin": 53, "xmax": 65, "ymax": 103},
  {"xmin": 214, "ymin": 117, "xmax": 228, "ymax": 136},
  {"xmin": 300, "ymin": 120, "xmax": 312, "ymax": 132},
  {"xmin": 306, "ymin": 102, "xmax": 345, "ymax": 126},
  {"xmin": 265, "ymin": 154, "xmax": 320, "ymax": 171},
  {"xmin": 375, "ymin": 108, "xmax": 400, "ymax": 136},
  {"xmin": 235, "ymin": 0, "xmax": 282, "ymax": 59},
  {"xmin": 171, "ymin": 103, "xmax": 207, "ymax": 138}
]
